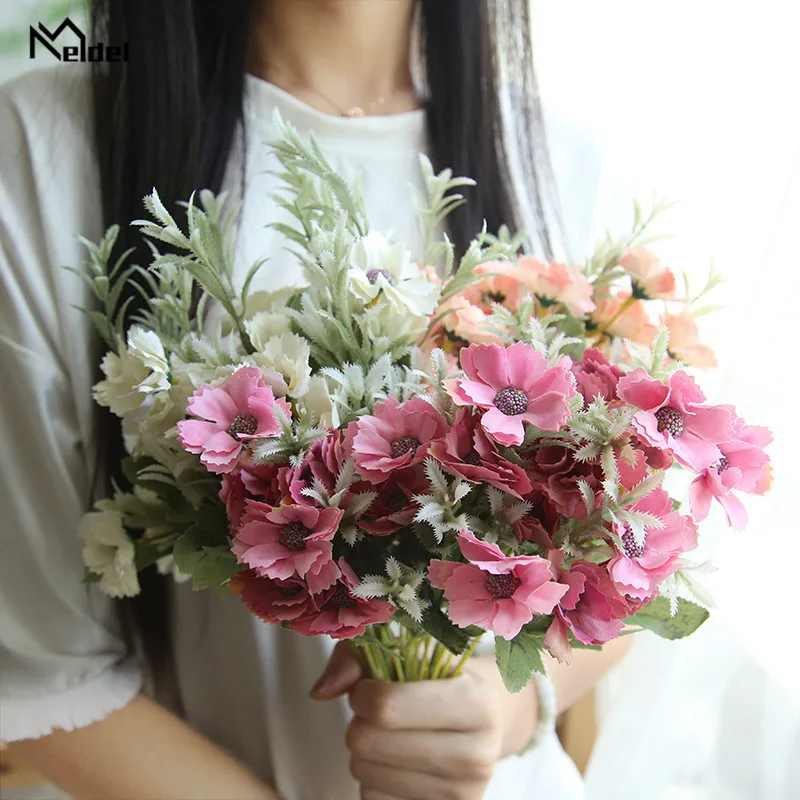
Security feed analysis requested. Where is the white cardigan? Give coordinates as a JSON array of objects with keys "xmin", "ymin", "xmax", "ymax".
[{"xmin": 0, "ymin": 65, "xmax": 614, "ymax": 798}]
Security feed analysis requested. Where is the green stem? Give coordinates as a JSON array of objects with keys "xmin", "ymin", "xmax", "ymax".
[
  {"xmin": 451, "ymin": 638, "xmax": 478, "ymax": 677},
  {"xmin": 428, "ymin": 642, "xmax": 448, "ymax": 680}
]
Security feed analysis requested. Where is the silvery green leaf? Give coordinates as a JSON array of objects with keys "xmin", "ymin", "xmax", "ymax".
[
  {"xmin": 577, "ymin": 480, "xmax": 595, "ymax": 514},
  {"xmin": 601, "ymin": 446, "xmax": 620, "ymax": 493},
  {"xmin": 385, "ymin": 557, "xmax": 403, "ymax": 582},
  {"xmin": 353, "ymin": 578, "xmax": 389, "ymax": 599},
  {"xmin": 347, "ymin": 492, "xmax": 377, "ymax": 519},
  {"xmin": 453, "ymin": 481, "xmax": 472, "ymax": 503}
]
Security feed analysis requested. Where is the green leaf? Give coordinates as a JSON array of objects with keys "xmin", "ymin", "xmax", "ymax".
[
  {"xmin": 134, "ymin": 541, "xmax": 164, "ymax": 572},
  {"xmin": 625, "ymin": 596, "xmax": 709, "ymax": 640},
  {"xmin": 418, "ymin": 606, "xmax": 471, "ymax": 655},
  {"xmin": 494, "ymin": 629, "xmax": 546, "ymax": 694},
  {"xmin": 172, "ymin": 512, "xmax": 241, "ymax": 592}
]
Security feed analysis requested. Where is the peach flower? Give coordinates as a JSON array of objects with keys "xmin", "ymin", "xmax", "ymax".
[
  {"xmin": 619, "ymin": 247, "xmax": 677, "ymax": 300},
  {"xmin": 591, "ymin": 292, "xmax": 658, "ymax": 346},
  {"xmin": 517, "ymin": 257, "xmax": 596, "ymax": 317},
  {"xmin": 661, "ymin": 311, "xmax": 717, "ymax": 369}
]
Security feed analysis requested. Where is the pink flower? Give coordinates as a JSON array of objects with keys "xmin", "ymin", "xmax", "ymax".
[
  {"xmin": 178, "ymin": 367, "xmax": 289, "ymax": 474},
  {"xmin": 571, "ymin": 348, "xmax": 625, "ymax": 404},
  {"xmin": 690, "ymin": 421, "xmax": 772, "ymax": 529},
  {"xmin": 446, "ymin": 342, "xmax": 576, "ymax": 446},
  {"xmin": 525, "ymin": 445, "xmax": 602, "ymax": 520},
  {"xmin": 661, "ymin": 311, "xmax": 717, "ymax": 369},
  {"xmin": 428, "ymin": 410, "xmax": 533, "ymax": 499},
  {"xmin": 358, "ymin": 468, "xmax": 428, "ymax": 537},
  {"xmin": 428, "ymin": 531, "xmax": 569, "ymax": 640},
  {"xmin": 517, "ymin": 257, "xmax": 596, "ymax": 316},
  {"xmin": 290, "ymin": 559, "xmax": 394, "ymax": 639},
  {"xmin": 230, "ymin": 569, "xmax": 319, "ymax": 624},
  {"xmin": 619, "ymin": 247, "xmax": 678, "ymax": 300},
  {"xmin": 544, "ymin": 557, "xmax": 631, "ymax": 662},
  {"xmin": 608, "ymin": 488, "xmax": 699, "ymax": 601},
  {"xmin": 350, "ymin": 395, "xmax": 449, "ymax": 485},
  {"xmin": 591, "ymin": 292, "xmax": 658, "ymax": 346},
  {"xmin": 290, "ymin": 430, "xmax": 372, "ymax": 511},
  {"xmin": 617, "ymin": 368, "xmax": 737, "ymax": 471},
  {"xmin": 232, "ymin": 502, "xmax": 342, "ymax": 593}
]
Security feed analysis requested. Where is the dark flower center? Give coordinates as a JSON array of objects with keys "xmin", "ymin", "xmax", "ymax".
[
  {"xmin": 366, "ymin": 268, "xmax": 395, "ymax": 286},
  {"xmin": 716, "ymin": 456, "xmax": 730, "ymax": 474},
  {"xmin": 654, "ymin": 406, "xmax": 685, "ymax": 438},
  {"xmin": 621, "ymin": 524, "xmax": 645, "ymax": 559},
  {"xmin": 390, "ymin": 436, "xmax": 420, "ymax": 459},
  {"xmin": 493, "ymin": 387, "xmax": 528, "ymax": 416},
  {"xmin": 484, "ymin": 573, "xmax": 521, "ymax": 599},
  {"xmin": 325, "ymin": 584, "xmax": 358, "ymax": 609},
  {"xmin": 386, "ymin": 492, "xmax": 408, "ymax": 512},
  {"xmin": 227, "ymin": 413, "xmax": 258, "ymax": 439},
  {"xmin": 279, "ymin": 521, "xmax": 311, "ymax": 552},
  {"xmin": 463, "ymin": 450, "xmax": 482, "ymax": 466},
  {"xmin": 484, "ymin": 290, "xmax": 506, "ymax": 303}
]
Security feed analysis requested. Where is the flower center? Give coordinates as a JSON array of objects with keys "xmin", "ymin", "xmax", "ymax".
[
  {"xmin": 386, "ymin": 492, "xmax": 408, "ymax": 512},
  {"xmin": 280, "ymin": 585, "xmax": 303, "ymax": 597},
  {"xmin": 716, "ymin": 456, "xmax": 730, "ymax": 474},
  {"xmin": 279, "ymin": 521, "xmax": 311, "ymax": 552},
  {"xmin": 484, "ymin": 572, "xmax": 521, "ymax": 599},
  {"xmin": 621, "ymin": 524, "xmax": 645, "ymax": 559},
  {"xmin": 493, "ymin": 387, "xmax": 528, "ymax": 416},
  {"xmin": 366, "ymin": 268, "xmax": 395, "ymax": 286},
  {"xmin": 325, "ymin": 584, "xmax": 358, "ymax": 609},
  {"xmin": 654, "ymin": 406, "xmax": 685, "ymax": 438},
  {"xmin": 390, "ymin": 436, "xmax": 420, "ymax": 459},
  {"xmin": 227, "ymin": 413, "xmax": 258, "ymax": 440},
  {"xmin": 463, "ymin": 450, "xmax": 482, "ymax": 466}
]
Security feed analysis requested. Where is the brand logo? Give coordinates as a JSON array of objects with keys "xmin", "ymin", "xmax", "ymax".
[{"xmin": 29, "ymin": 17, "xmax": 129, "ymax": 62}]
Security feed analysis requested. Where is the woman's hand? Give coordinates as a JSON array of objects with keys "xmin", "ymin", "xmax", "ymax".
[{"xmin": 312, "ymin": 644, "xmax": 539, "ymax": 800}]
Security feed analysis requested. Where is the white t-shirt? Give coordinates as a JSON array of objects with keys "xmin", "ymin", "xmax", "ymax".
[{"xmin": 0, "ymin": 66, "xmax": 610, "ymax": 799}]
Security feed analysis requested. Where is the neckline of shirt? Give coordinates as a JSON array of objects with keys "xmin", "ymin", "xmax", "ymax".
[{"xmin": 243, "ymin": 73, "xmax": 428, "ymax": 151}]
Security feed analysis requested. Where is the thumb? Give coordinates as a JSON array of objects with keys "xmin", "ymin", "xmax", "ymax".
[{"xmin": 310, "ymin": 641, "xmax": 365, "ymax": 701}]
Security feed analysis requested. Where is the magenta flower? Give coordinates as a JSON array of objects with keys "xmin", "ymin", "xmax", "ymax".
[
  {"xmin": 178, "ymin": 367, "xmax": 290, "ymax": 474},
  {"xmin": 617, "ymin": 368, "xmax": 737, "ymax": 472},
  {"xmin": 428, "ymin": 530, "xmax": 569, "ymax": 640},
  {"xmin": 544, "ymin": 556, "xmax": 631, "ymax": 662},
  {"xmin": 220, "ymin": 462, "xmax": 289, "ymax": 532},
  {"xmin": 350, "ymin": 395, "xmax": 449, "ymax": 485},
  {"xmin": 358, "ymin": 468, "xmax": 428, "ymax": 537},
  {"xmin": 232, "ymin": 501, "xmax": 343, "ymax": 594},
  {"xmin": 570, "ymin": 348, "xmax": 625, "ymax": 404},
  {"xmin": 231, "ymin": 569, "xmax": 319, "ymax": 624},
  {"xmin": 290, "ymin": 559, "xmax": 394, "ymax": 640},
  {"xmin": 690, "ymin": 420, "xmax": 772, "ymax": 529},
  {"xmin": 608, "ymin": 488, "xmax": 698, "ymax": 601},
  {"xmin": 445, "ymin": 342, "xmax": 576, "ymax": 447},
  {"xmin": 428, "ymin": 410, "xmax": 533, "ymax": 499}
]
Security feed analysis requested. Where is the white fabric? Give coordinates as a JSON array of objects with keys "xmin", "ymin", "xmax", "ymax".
[{"xmin": 0, "ymin": 66, "xmax": 603, "ymax": 798}]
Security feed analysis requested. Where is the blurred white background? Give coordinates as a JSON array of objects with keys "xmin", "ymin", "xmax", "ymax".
[{"xmin": 2, "ymin": 1, "xmax": 798, "ymax": 798}]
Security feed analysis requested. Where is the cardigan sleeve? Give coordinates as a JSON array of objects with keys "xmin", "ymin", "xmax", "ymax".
[{"xmin": 0, "ymin": 66, "xmax": 142, "ymax": 742}]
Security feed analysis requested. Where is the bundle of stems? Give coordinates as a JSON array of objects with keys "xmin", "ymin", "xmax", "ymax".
[{"xmin": 355, "ymin": 625, "xmax": 479, "ymax": 682}]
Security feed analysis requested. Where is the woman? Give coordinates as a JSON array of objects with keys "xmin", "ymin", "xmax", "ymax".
[{"xmin": 0, "ymin": 1, "xmax": 631, "ymax": 798}]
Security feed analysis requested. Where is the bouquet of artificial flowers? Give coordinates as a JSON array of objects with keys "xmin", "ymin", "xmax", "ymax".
[{"xmin": 76, "ymin": 112, "xmax": 771, "ymax": 692}]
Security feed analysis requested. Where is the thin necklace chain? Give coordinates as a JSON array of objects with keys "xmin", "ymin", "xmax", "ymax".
[{"xmin": 265, "ymin": 65, "xmax": 417, "ymax": 118}]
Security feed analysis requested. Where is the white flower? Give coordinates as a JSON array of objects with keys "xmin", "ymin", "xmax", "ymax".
[
  {"xmin": 93, "ymin": 326, "xmax": 170, "ymax": 416},
  {"xmin": 299, "ymin": 374, "xmax": 336, "ymax": 427},
  {"xmin": 79, "ymin": 509, "xmax": 140, "ymax": 598},
  {"xmin": 361, "ymin": 301, "xmax": 429, "ymax": 346},
  {"xmin": 348, "ymin": 231, "xmax": 440, "ymax": 316},
  {"xmin": 252, "ymin": 332, "xmax": 312, "ymax": 398},
  {"xmin": 245, "ymin": 310, "xmax": 291, "ymax": 348}
]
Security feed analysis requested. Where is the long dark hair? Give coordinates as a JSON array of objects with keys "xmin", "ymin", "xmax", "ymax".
[{"xmin": 90, "ymin": 0, "xmax": 559, "ymax": 687}]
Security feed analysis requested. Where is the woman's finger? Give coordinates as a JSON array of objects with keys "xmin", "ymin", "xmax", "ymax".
[
  {"xmin": 348, "ymin": 673, "xmax": 495, "ymax": 731},
  {"xmin": 351, "ymin": 756, "xmax": 488, "ymax": 800},
  {"xmin": 346, "ymin": 717, "xmax": 499, "ymax": 781},
  {"xmin": 310, "ymin": 641, "xmax": 364, "ymax": 700}
]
